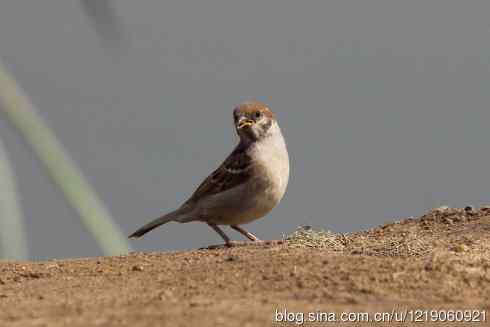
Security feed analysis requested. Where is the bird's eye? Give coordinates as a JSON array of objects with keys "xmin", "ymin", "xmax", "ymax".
[{"xmin": 254, "ymin": 111, "xmax": 262, "ymax": 119}]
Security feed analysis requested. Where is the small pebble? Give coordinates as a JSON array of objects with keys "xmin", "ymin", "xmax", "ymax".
[
  {"xmin": 224, "ymin": 255, "xmax": 239, "ymax": 262},
  {"xmin": 434, "ymin": 206, "xmax": 449, "ymax": 213},
  {"xmin": 443, "ymin": 217, "xmax": 454, "ymax": 225}
]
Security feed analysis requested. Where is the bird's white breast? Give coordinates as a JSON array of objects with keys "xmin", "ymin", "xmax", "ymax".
[{"xmin": 251, "ymin": 124, "xmax": 290, "ymax": 210}]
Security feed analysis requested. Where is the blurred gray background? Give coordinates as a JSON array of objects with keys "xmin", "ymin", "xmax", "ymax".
[{"xmin": 0, "ymin": 1, "xmax": 489, "ymax": 260}]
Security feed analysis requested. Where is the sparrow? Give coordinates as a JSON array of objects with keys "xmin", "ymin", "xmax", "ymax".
[{"xmin": 129, "ymin": 101, "xmax": 290, "ymax": 246}]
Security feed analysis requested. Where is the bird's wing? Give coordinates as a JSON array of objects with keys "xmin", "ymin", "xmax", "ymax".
[{"xmin": 185, "ymin": 145, "xmax": 253, "ymax": 204}]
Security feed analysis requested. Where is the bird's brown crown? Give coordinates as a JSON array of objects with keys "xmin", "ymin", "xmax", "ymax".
[{"xmin": 233, "ymin": 101, "xmax": 275, "ymax": 120}]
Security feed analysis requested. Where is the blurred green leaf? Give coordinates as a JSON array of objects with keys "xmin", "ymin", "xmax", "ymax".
[
  {"xmin": 0, "ymin": 137, "xmax": 28, "ymax": 260},
  {"xmin": 0, "ymin": 60, "xmax": 131, "ymax": 256}
]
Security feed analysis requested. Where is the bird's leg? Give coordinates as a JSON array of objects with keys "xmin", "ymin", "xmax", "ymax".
[
  {"xmin": 207, "ymin": 223, "xmax": 232, "ymax": 245},
  {"xmin": 231, "ymin": 225, "xmax": 285, "ymax": 246},
  {"xmin": 204, "ymin": 223, "xmax": 282, "ymax": 249},
  {"xmin": 230, "ymin": 225, "xmax": 260, "ymax": 241},
  {"xmin": 205, "ymin": 223, "xmax": 251, "ymax": 248}
]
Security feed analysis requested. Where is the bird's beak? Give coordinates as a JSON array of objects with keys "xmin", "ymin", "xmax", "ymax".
[{"xmin": 237, "ymin": 118, "xmax": 255, "ymax": 129}]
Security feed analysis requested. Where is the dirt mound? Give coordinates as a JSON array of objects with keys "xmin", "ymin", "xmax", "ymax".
[
  {"xmin": 288, "ymin": 206, "xmax": 490, "ymax": 256},
  {"xmin": 1, "ymin": 207, "xmax": 489, "ymax": 326}
]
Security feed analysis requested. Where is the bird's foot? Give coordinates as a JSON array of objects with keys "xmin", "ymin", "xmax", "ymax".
[
  {"xmin": 201, "ymin": 239, "xmax": 285, "ymax": 250},
  {"xmin": 259, "ymin": 239, "xmax": 286, "ymax": 246},
  {"xmin": 201, "ymin": 241, "xmax": 249, "ymax": 250}
]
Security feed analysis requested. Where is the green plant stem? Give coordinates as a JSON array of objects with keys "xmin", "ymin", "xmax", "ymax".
[
  {"xmin": 0, "ymin": 61, "xmax": 131, "ymax": 256},
  {"xmin": 0, "ymin": 137, "xmax": 28, "ymax": 260}
]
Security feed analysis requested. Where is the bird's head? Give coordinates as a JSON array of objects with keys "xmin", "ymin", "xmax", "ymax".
[{"xmin": 233, "ymin": 101, "xmax": 276, "ymax": 142}]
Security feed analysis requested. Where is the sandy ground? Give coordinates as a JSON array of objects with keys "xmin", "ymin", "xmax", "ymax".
[{"xmin": 1, "ymin": 207, "xmax": 490, "ymax": 326}]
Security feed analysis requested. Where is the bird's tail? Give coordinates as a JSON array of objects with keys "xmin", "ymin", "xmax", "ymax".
[{"xmin": 129, "ymin": 210, "xmax": 183, "ymax": 238}]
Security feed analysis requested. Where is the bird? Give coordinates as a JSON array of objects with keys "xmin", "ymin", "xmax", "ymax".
[{"xmin": 129, "ymin": 101, "xmax": 290, "ymax": 247}]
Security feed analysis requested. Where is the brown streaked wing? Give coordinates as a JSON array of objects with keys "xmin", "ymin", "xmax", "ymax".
[{"xmin": 185, "ymin": 145, "xmax": 252, "ymax": 204}]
